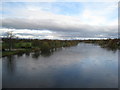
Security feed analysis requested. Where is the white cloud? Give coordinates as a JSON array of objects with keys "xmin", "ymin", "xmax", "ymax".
[
  {"xmin": 78, "ymin": 2, "xmax": 118, "ymax": 26},
  {"xmin": 0, "ymin": 28, "xmax": 64, "ymax": 39},
  {"xmin": 79, "ymin": 9, "xmax": 107, "ymax": 26},
  {"xmin": 1, "ymin": 2, "xmax": 118, "ymax": 39},
  {"xmin": 3, "ymin": 2, "xmax": 118, "ymax": 26}
]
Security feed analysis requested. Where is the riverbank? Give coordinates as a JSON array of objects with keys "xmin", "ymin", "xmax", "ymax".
[
  {"xmin": 2, "ymin": 49, "xmax": 32, "ymax": 57},
  {"xmin": 81, "ymin": 39, "xmax": 120, "ymax": 50},
  {"xmin": 1, "ymin": 38, "xmax": 120, "ymax": 57},
  {"xmin": 2, "ymin": 38, "xmax": 79, "ymax": 57}
]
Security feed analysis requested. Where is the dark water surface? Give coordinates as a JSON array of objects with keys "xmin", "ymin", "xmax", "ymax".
[{"xmin": 2, "ymin": 43, "xmax": 118, "ymax": 88}]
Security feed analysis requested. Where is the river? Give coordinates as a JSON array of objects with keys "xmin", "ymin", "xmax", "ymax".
[{"xmin": 2, "ymin": 43, "xmax": 118, "ymax": 88}]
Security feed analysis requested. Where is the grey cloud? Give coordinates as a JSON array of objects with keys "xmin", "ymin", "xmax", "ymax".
[
  {"xmin": 2, "ymin": 18, "xmax": 96, "ymax": 32},
  {"xmin": 2, "ymin": 18, "xmax": 118, "ymax": 39}
]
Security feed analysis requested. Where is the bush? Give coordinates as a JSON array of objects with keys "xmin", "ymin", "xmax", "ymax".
[{"xmin": 40, "ymin": 42, "xmax": 51, "ymax": 52}]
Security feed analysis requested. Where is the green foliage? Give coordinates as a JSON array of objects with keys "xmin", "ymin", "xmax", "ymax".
[
  {"xmin": 1, "ymin": 38, "xmax": 79, "ymax": 57},
  {"xmin": 15, "ymin": 42, "xmax": 32, "ymax": 49},
  {"xmin": 40, "ymin": 42, "xmax": 51, "ymax": 52},
  {"xmin": 2, "ymin": 38, "xmax": 120, "ymax": 57},
  {"xmin": 32, "ymin": 40, "xmax": 41, "ymax": 48},
  {"xmin": 82, "ymin": 38, "xmax": 120, "ymax": 50}
]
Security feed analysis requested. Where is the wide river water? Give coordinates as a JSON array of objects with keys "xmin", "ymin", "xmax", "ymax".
[{"xmin": 2, "ymin": 43, "xmax": 118, "ymax": 88}]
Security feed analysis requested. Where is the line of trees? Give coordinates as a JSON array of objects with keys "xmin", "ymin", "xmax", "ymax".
[
  {"xmin": 3, "ymin": 31, "xmax": 15, "ymax": 51},
  {"xmin": 2, "ymin": 38, "xmax": 79, "ymax": 50},
  {"xmin": 2, "ymin": 31, "xmax": 79, "ymax": 53},
  {"xmin": 81, "ymin": 39, "xmax": 120, "ymax": 50},
  {"xmin": 2, "ymin": 31, "xmax": 120, "ymax": 57}
]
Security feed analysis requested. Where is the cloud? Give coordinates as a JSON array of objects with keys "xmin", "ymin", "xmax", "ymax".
[
  {"xmin": 1, "ymin": 2, "xmax": 118, "ymax": 39},
  {"xmin": 1, "ymin": 25, "xmax": 118, "ymax": 40}
]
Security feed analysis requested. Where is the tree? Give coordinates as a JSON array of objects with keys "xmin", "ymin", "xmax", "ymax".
[
  {"xmin": 6, "ymin": 31, "xmax": 15, "ymax": 51},
  {"xmin": 40, "ymin": 42, "xmax": 50, "ymax": 52}
]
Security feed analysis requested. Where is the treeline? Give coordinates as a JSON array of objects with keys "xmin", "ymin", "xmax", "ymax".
[
  {"xmin": 81, "ymin": 38, "xmax": 120, "ymax": 50},
  {"xmin": 2, "ymin": 38, "xmax": 120, "ymax": 51},
  {"xmin": 2, "ymin": 38, "xmax": 120, "ymax": 57},
  {"xmin": 2, "ymin": 38, "xmax": 79, "ymax": 56}
]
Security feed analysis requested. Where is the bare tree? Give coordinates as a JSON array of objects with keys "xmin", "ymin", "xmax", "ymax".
[{"xmin": 6, "ymin": 31, "xmax": 15, "ymax": 51}]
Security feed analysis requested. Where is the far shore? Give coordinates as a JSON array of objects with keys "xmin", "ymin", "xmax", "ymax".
[{"xmin": 1, "ymin": 38, "xmax": 120, "ymax": 57}]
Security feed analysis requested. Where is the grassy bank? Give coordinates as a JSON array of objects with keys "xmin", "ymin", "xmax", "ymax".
[{"xmin": 2, "ymin": 49, "xmax": 32, "ymax": 57}]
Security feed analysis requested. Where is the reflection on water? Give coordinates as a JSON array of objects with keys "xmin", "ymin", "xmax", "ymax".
[
  {"xmin": 32, "ymin": 48, "xmax": 63, "ymax": 58},
  {"xmin": 2, "ymin": 43, "xmax": 118, "ymax": 88},
  {"xmin": 41, "ymin": 50, "xmax": 53, "ymax": 57},
  {"xmin": 25, "ymin": 52, "xmax": 30, "ymax": 57},
  {"xmin": 17, "ymin": 53, "xmax": 24, "ymax": 57},
  {"xmin": 101, "ymin": 47, "xmax": 118, "ymax": 53},
  {"xmin": 32, "ymin": 50, "xmax": 54, "ymax": 59},
  {"xmin": 32, "ymin": 51, "xmax": 41, "ymax": 59},
  {"xmin": 6, "ymin": 56, "xmax": 15, "ymax": 73}
]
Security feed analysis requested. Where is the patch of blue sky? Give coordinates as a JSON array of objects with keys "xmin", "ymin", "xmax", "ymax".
[
  {"xmin": 2, "ymin": 2, "xmax": 84, "ymax": 17},
  {"xmin": 2, "ymin": 2, "xmax": 118, "ymax": 26},
  {"xmin": 2, "ymin": 2, "xmax": 26, "ymax": 8},
  {"xmin": 2, "ymin": 2, "xmax": 26, "ymax": 17},
  {"xmin": 21, "ymin": 2, "xmax": 84, "ymax": 16},
  {"xmin": 48, "ymin": 2, "xmax": 84, "ymax": 16}
]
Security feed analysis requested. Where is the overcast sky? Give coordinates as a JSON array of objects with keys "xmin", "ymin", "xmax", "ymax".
[{"xmin": 0, "ymin": 0, "xmax": 118, "ymax": 40}]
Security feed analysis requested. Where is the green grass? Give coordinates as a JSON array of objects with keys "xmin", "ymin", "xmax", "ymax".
[
  {"xmin": 2, "ymin": 49, "xmax": 33, "ymax": 57},
  {"xmin": 2, "ymin": 51, "xmax": 18, "ymax": 57}
]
